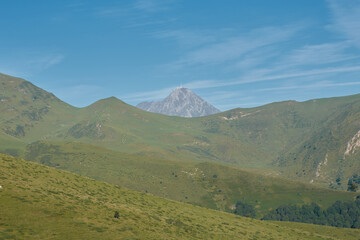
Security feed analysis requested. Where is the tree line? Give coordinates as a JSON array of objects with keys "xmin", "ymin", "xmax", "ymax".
[{"xmin": 262, "ymin": 198, "xmax": 360, "ymax": 229}]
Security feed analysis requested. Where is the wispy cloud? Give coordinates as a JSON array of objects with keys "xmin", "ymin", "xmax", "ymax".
[
  {"xmin": 95, "ymin": 0, "xmax": 178, "ymax": 28},
  {"xmin": 29, "ymin": 54, "xmax": 64, "ymax": 71},
  {"xmin": 230, "ymin": 47, "xmax": 278, "ymax": 70},
  {"xmin": 66, "ymin": 1, "xmax": 85, "ymax": 8},
  {"xmin": 191, "ymin": 65, "xmax": 360, "ymax": 89},
  {"xmin": 0, "ymin": 50, "xmax": 64, "ymax": 78},
  {"xmin": 96, "ymin": 7, "xmax": 129, "ymax": 17},
  {"xmin": 129, "ymin": 16, "xmax": 360, "ymax": 106},
  {"xmin": 279, "ymin": 41, "xmax": 357, "ymax": 67},
  {"xmin": 257, "ymin": 80, "xmax": 360, "ymax": 92},
  {"xmin": 134, "ymin": 0, "xmax": 178, "ymax": 12},
  {"xmin": 126, "ymin": 19, "xmax": 176, "ymax": 28},
  {"xmin": 327, "ymin": 0, "xmax": 360, "ymax": 47},
  {"xmin": 152, "ymin": 29, "xmax": 217, "ymax": 47},
  {"xmin": 157, "ymin": 26, "xmax": 358, "ymax": 77},
  {"xmin": 172, "ymin": 25, "xmax": 304, "ymax": 67},
  {"xmin": 97, "ymin": 1, "xmax": 360, "ymax": 109},
  {"xmin": 124, "ymin": 65, "xmax": 360, "ymax": 104}
]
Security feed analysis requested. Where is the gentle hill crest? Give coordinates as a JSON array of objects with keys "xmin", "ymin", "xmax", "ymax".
[{"xmin": 87, "ymin": 96, "xmax": 126, "ymax": 106}]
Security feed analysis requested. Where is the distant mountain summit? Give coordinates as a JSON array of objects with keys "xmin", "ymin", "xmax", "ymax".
[{"xmin": 136, "ymin": 87, "xmax": 221, "ymax": 117}]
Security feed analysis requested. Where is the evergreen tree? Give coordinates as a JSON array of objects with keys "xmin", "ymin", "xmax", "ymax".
[{"xmin": 233, "ymin": 201, "xmax": 256, "ymax": 218}]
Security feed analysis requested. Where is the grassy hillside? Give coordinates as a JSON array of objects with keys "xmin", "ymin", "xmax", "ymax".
[
  {"xmin": 40, "ymin": 92, "xmax": 360, "ymax": 189},
  {"xmin": 23, "ymin": 141, "xmax": 357, "ymax": 216},
  {"xmin": 1, "ymin": 72, "xmax": 360, "ymax": 190},
  {"xmin": 0, "ymin": 73, "xmax": 77, "ymax": 142},
  {"xmin": 1, "ymin": 153, "xmax": 360, "ymax": 240},
  {"xmin": 275, "ymin": 96, "xmax": 360, "ymax": 189}
]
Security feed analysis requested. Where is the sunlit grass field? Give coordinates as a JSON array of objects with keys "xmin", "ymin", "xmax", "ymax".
[{"xmin": 1, "ymin": 153, "xmax": 360, "ymax": 239}]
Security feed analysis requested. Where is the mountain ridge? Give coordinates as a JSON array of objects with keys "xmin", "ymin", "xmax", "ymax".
[{"xmin": 1, "ymin": 73, "xmax": 360, "ymax": 191}]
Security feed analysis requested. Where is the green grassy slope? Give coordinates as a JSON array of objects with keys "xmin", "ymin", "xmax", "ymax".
[
  {"xmin": 41, "ymin": 88, "xmax": 360, "ymax": 189},
  {"xmin": 275, "ymin": 96, "xmax": 360, "ymax": 189},
  {"xmin": 1, "ymin": 72, "xmax": 360, "ymax": 189},
  {"xmin": 1, "ymin": 153, "xmax": 360, "ymax": 240},
  {"xmin": 0, "ymin": 73, "xmax": 77, "ymax": 143},
  {"xmin": 23, "ymin": 141, "xmax": 357, "ymax": 216},
  {"xmin": 190, "ymin": 95, "xmax": 360, "ymax": 167},
  {"xmin": 55, "ymin": 92, "xmax": 360, "ymax": 188}
]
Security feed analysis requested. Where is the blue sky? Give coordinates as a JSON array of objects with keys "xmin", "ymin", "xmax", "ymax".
[{"xmin": 1, "ymin": 0, "xmax": 360, "ymax": 110}]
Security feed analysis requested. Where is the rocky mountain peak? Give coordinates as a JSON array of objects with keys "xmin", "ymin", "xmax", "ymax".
[{"xmin": 136, "ymin": 87, "xmax": 220, "ymax": 117}]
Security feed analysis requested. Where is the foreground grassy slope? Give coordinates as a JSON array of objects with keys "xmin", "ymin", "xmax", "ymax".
[
  {"xmin": 24, "ymin": 141, "xmax": 357, "ymax": 216},
  {"xmin": 1, "ymin": 154, "xmax": 360, "ymax": 240}
]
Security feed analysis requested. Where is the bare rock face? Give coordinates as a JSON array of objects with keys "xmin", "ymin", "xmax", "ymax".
[{"xmin": 136, "ymin": 88, "xmax": 220, "ymax": 117}]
